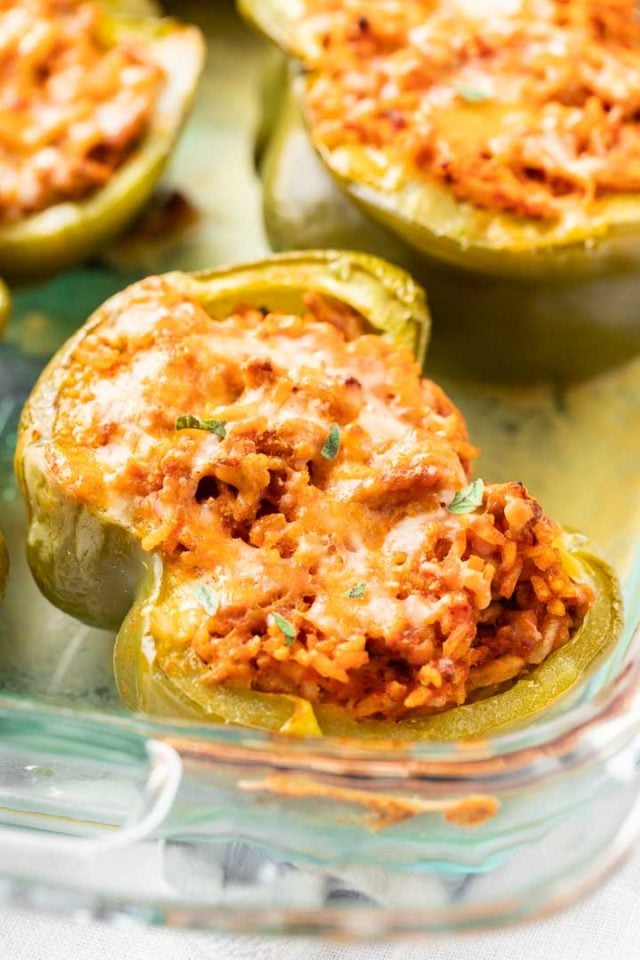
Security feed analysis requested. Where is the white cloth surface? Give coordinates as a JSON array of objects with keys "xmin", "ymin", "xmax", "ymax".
[{"xmin": 1, "ymin": 850, "xmax": 639, "ymax": 960}]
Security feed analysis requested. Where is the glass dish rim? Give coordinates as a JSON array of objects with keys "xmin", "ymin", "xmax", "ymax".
[{"xmin": 2, "ymin": 619, "xmax": 639, "ymax": 778}]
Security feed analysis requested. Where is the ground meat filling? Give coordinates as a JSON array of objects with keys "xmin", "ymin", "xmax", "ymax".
[
  {"xmin": 0, "ymin": 0, "xmax": 163, "ymax": 225},
  {"xmin": 50, "ymin": 279, "xmax": 593, "ymax": 720},
  {"xmin": 301, "ymin": 0, "xmax": 640, "ymax": 220}
]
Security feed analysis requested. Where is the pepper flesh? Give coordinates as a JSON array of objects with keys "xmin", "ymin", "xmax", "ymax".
[
  {"xmin": 0, "ymin": 0, "xmax": 204, "ymax": 282},
  {"xmin": 242, "ymin": 0, "xmax": 640, "ymax": 381},
  {"xmin": 0, "ymin": 278, "xmax": 9, "ymax": 334},
  {"xmin": 16, "ymin": 253, "xmax": 622, "ymax": 739}
]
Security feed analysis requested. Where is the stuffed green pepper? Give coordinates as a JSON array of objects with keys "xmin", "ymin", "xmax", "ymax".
[
  {"xmin": 16, "ymin": 252, "xmax": 622, "ymax": 739},
  {"xmin": 243, "ymin": 0, "xmax": 640, "ymax": 381},
  {"xmin": 0, "ymin": 0, "xmax": 204, "ymax": 282}
]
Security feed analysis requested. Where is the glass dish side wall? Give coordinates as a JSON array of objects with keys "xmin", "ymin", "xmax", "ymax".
[{"xmin": 1, "ymin": 655, "xmax": 640, "ymax": 935}]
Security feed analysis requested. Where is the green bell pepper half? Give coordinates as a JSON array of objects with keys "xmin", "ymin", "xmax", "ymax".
[
  {"xmin": 0, "ymin": 1, "xmax": 205, "ymax": 283},
  {"xmin": 15, "ymin": 252, "xmax": 622, "ymax": 739},
  {"xmin": 242, "ymin": 0, "xmax": 640, "ymax": 382}
]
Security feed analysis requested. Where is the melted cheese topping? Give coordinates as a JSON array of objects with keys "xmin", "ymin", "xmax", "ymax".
[
  {"xmin": 300, "ymin": 0, "xmax": 640, "ymax": 220},
  {"xmin": 46, "ymin": 277, "xmax": 592, "ymax": 719},
  {"xmin": 0, "ymin": 0, "xmax": 163, "ymax": 225}
]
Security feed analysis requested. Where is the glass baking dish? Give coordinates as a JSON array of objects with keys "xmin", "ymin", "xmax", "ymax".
[{"xmin": 0, "ymin": 0, "xmax": 639, "ymax": 939}]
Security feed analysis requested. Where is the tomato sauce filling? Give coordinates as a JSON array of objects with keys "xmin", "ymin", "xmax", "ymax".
[
  {"xmin": 48, "ymin": 278, "xmax": 592, "ymax": 719},
  {"xmin": 300, "ymin": 0, "xmax": 640, "ymax": 220},
  {"xmin": 0, "ymin": 0, "xmax": 163, "ymax": 225}
]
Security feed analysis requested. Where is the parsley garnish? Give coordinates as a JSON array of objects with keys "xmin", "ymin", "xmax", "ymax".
[
  {"xmin": 193, "ymin": 584, "xmax": 219, "ymax": 616},
  {"xmin": 271, "ymin": 613, "xmax": 297, "ymax": 645},
  {"xmin": 176, "ymin": 415, "xmax": 227, "ymax": 439},
  {"xmin": 448, "ymin": 479, "xmax": 485, "ymax": 515},
  {"xmin": 201, "ymin": 419, "xmax": 227, "ymax": 438},
  {"xmin": 176, "ymin": 414, "xmax": 200, "ymax": 430},
  {"xmin": 321, "ymin": 424, "xmax": 340, "ymax": 460},
  {"xmin": 456, "ymin": 85, "xmax": 491, "ymax": 103},
  {"xmin": 344, "ymin": 583, "xmax": 366, "ymax": 599}
]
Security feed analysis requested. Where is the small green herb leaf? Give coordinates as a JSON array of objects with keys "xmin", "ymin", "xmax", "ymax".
[
  {"xmin": 193, "ymin": 584, "xmax": 219, "ymax": 616},
  {"xmin": 271, "ymin": 613, "xmax": 297, "ymax": 645},
  {"xmin": 176, "ymin": 415, "xmax": 227, "ymax": 438},
  {"xmin": 176, "ymin": 414, "xmax": 201, "ymax": 430},
  {"xmin": 200, "ymin": 418, "xmax": 227, "ymax": 438},
  {"xmin": 456, "ymin": 85, "xmax": 491, "ymax": 103},
  {"xmin": 448, "ymin": 478, "xmax": 485, "ymax": 515},
  {"xmin": 344, "ymin": 583, "xmax": 366, "ymax": 599},
  {"xmin": 321, "ymin": 424, "xmax": 340, "ymax": 460}
]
